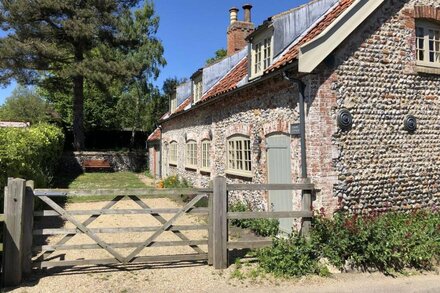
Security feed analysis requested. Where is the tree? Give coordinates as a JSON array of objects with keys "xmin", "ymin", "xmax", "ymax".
[
  {"xmin": 0, "ymin": 0, "xmax": 165, "ymax": 150},
  {"xmin": 0, "ymin": 85, "xmax": 51, "ymax": 124},
  {"xmin": 205, "ymin": 49, "xmax": 227, "ymax": 66}
]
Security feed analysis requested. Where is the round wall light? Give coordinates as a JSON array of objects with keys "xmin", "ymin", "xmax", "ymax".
[
  {"xmin": 404, "ymin": 115, "xmax": 417, "ymax": 132},
  {"xmin": 337, "ymin": 109, "xmax": 353, "ymax": 131}
]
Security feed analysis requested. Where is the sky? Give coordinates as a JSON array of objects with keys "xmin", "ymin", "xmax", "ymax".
[{"xmin": 0, "ymin": 0, "xmax": 308, "ymax": 105}]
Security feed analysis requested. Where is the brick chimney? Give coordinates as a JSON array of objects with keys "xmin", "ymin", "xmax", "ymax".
[{"xmin": 227, "ymin": 4, "xmax": 254, "ymax": 56}]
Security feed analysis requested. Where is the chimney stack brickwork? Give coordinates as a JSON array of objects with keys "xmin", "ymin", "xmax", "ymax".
[{"xmin": 227, "ymin": 5, "xmax": 255, "ymax": 56}]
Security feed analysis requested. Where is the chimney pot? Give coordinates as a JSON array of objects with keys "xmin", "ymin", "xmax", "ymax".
[
  {"xmin": 243, "ymin": 4, "xmax": 252, "ymax": 22},
  {"xmin": 229, "ymin": 7, "xmax": 239, "ymax": 24}
]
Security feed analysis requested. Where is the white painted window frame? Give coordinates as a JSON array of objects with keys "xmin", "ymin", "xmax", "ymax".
[
  {"xmin": 250, "ymin": 29, "xmax": 274, "ymax": 79},
  {"xmin": 169, "ymin": 141, "xmax": 178, "ymax": 165},
  {"xmin": 193, "ymin": 75, "xmax": 203, "ymax": 103},
  {"xmin": 416, "ymin": 20, "xmax": 440, "ymax": 68},
  {"xmin": 226, "ymin": 135, "xmax": 252, "ymax": 177},
  {"xmin": 185, "ymin": 140, "xmax": 197, "ymax": 169},
  {"xmin": 200, "ymin": 140, "xmax": 211, "ymax": 172}
]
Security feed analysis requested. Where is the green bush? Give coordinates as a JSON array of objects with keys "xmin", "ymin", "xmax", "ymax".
[
  {"xmin": 162, "ymin": 175, "xmax": 191, "ymax": 188},
  {"xmin": 0, "ymin": 124, "xmax": 64, "ymax": 211},
  {"xmin": 257, "ymin": 233, "xmax": 329, "ymax": 277},
  {"xmin": 311, "ymin": 210, "xmax": 440, "ymax": 273},
  {"xmin": 229, "ymin": 202, "xmax": 279, "ymax": 237}
]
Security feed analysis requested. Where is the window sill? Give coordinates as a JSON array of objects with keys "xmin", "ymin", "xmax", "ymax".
[
  {"xmin": 415, "ymin": 64, "xmax": 440, "ymax": 75},
  {"xmin": 200, "ymin": 169, "xmax": 211, "ymax": 175},
  {"xmin": 225, "ymin": 169, "xmax": 252, "ymax": 179},
  {"xmin": 185, "ymin": 166, "xmax": 197, "ymax": 172},
  {"xmin": 169, "ymin": 163, "xmax": 177, "ymax": 167}
]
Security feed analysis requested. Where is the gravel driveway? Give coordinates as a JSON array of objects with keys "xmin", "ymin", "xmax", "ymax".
[{"xmin": 7, "ymin": 197, "xmax": 440, "ymax": 293}]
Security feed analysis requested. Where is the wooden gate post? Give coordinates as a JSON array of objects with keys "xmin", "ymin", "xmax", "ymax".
[
  {"xmin": 207, "ymin": 181, "xmax": 213, "ymax": 266},
  {"xmin": 301, "ymin": 178, "xmax": 312, "ymax": 237},
  {"xmin": 3, "ymin": 178, "xmax": 27, "ymax": 286},
  {"xmin": 212, "ymin": 176, "xmax": 228, "ymax": 269},
  {"xmin": 22, "ymin": 180, "xmax": 35, "ymax": 277}
]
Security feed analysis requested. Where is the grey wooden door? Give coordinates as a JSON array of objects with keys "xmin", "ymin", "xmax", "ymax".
[
  {"xmin": 266, "ymin": 134, "xmax": 292, "ymax": 234},
  {"xmin": 155, "ymin": 146, "xmax": 161, "ymax": 178}
]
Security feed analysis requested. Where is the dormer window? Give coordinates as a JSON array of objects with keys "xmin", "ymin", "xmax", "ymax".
[
  {"xmin": 416, "ymin": 20, "xmax": 440, "ymax": 68},
  {"xmin": 193, "ymin": 75, "xmax": 203, "ymax": 103},
  {"xmin": 170, "ymin": 93, "xmax": 177, "ymax": 112},
  {"xmin": 250, "ymin": 29, "xmax": 273, "ymax": 79}
]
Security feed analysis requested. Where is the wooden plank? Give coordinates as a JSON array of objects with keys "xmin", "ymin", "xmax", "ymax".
[
  {"xmin": 3, "ymin": 179, "xmax": 26, "ymax": 286},
  {"xmin": 33, "ymin": 225, "xmax": 208, "ymax": 235},
  {"xmin": 301, "ymin": 186, "xmax": 313, "ymax": 237},
  {"xmin": 207, "ymin": 181, "xmax": 213, "ymax": 266},
  {"xmin": 36, "ymin": 195, "xmax": 124, "ymax": 263},
  {"xmin": 123, "ymin": 193, "xmax": 207, "ymax": 263},
  {"xmin": 38, "ymin": 195, "xmax": 125, "ymax": 263},
  {"xmin": 129, "ymin": 195, "xmax": 205, "ymax": 255},
  {"xmin": 34, "ymin": 240, "xmax": 208, "ymax": 252},
  {"xmin": 0, "ymin": 214, "xmax": 4, "ymax": 222},
  {"xmin": 227, "ymin": 240, "xmax": 273, "ymax": 249},
  {"xmin": 22, "ymin": 181, "xmax": 35, "ymax": 277},
  {"xmin": 33, "ymin": 253, "xmax": 208, "ymax": 268},
  {"xmin": 34, "ymin": 188, "xmax": 212, "ymax": 197},
  {"xmin": 34, "ymin": 208, "xmax": 209, "ymax": 216},
  {"xmin": 227, "ymin": 183, "xmax": 314, "ymax": 191},
  {"xmin": 227, "ymin": 211, "xmax": 313, "ymax": 219},
  {"xmin": 212, "ymin": 176, "xmax": 228, "ymax": 269}
]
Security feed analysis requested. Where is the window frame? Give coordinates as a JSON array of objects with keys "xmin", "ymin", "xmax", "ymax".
[
  {"xmin": 169, "ymin": 141, "xmax": 178, "ymax": 166},
  {"xmin": 193, "ymin": 75, "xmax": 203, "ymax": 104},
  {"xmin": 200, "ymin": 140, "xmax": 211, "ymax": 173},
  {"xmin": 416, "ymin": 20, "xmax": 440, "ymax": 68},
  {"xmin": 185, "ymin": 140, "xmax": 198, "ymax": 169},
  {"xmin": 226, "ymin": 135, "xmax": 252, "ymax": 177},
  {"xmin": 250, "ymin": 29, "xmax": 274, "ymax": 79}
]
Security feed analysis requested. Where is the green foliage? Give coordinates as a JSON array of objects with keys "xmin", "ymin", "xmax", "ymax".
[
  {"xmin": 311, "ymin": 210, "xmax": 440, "ymax": 273},
  {"xmin": 0, "ymin": 124, "xmax": 64, "ymax": 211},
  {"xmin": 162, "ymin": 175, "xmax": 192, "ymax": 188},
  {"xmin": 205, "ymin": 49, "xmax": 227, "ymax": 66},
  {"xmin": 0, "ymin": 0, "xmax": 165, "ymax": 149},
  {"xmin": 257, "ymin": 233, "xmax": 329, "ymax": 277},
  {"xmin": 229, "ymin": 202, "xmax": 279, "ymax": 237},
  {"xmin": 0, "ymin": 86, "xmax": 52, "ymax": 124}
]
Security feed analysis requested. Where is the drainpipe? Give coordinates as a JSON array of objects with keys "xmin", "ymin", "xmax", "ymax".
[
  {"xmin": 283, "ymin": 71, "xmax": 312, "ymax": 237},
  {"xmin": 283, "ymin": 71, "xmax": 308, "ymax": 179}
]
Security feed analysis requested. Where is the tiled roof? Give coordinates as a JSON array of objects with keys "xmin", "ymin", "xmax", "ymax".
[
  {"xmin": 175, "ymin": 97, "xmax": 191, "ymax": 114},
  {"xmin": 201, "ymin": 58, "xmax": 248, "ymax": 101},
  {"xmin": 266, "ymin": 0, "xmax": 354, "ymax": 73},
  {"xmin": 147, "ymin": 127, "xmax": 161, "ymax": 142}
]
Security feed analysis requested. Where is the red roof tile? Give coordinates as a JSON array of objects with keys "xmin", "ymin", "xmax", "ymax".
[
  {"xmin": 175, "ymin": 97, "xmax": 191, "ymax": 114},
  {"xmin": 201, "ymin": 58, "xmax": 248, "ymax": 101},
  {"xmin": 266, "ymin": 0, "xmax": 354, "ymax": 73},
  {"xmin": 147, "ymin": 127, "xmax": 161, "ymax": 142}
]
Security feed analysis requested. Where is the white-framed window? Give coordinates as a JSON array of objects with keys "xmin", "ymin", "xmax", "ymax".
[
  {"xmin": 193, "ymin": 76, "xmax": 203, "ymax": 103},
  {"xmin": 251, "ymin": 30, "xmax": 273, "ymax": 79},
  {"xmin": 169, "ymin": 141, "xmax": 177, "ymax": 165},
  {"xmin": 185, "ymin": 140, "xmax": 197, "ymax": 169},
  {"xmin": 201, "ymin": 140, "xmax": 211, "ymax": 172},
  {"xmin": 416, "ymin": 20, "xmax": 440, "ymax": 67},
  {"xmin": 226, "ymin": 136, "xmax": 252, "ymax": 177},
  {"xmin": 170, "ymin": 93, "xmax": 177, "ymax": 113}
]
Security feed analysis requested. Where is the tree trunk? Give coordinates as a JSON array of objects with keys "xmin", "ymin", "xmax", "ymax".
[{"xmin": 73, "ymin": 75, "xmax": 85, "ymax": 150}]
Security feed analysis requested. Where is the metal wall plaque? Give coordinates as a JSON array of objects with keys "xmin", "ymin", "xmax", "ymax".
[{"xmin": 290, "ymin": 123, "xmax": 301, "ymax": 136}]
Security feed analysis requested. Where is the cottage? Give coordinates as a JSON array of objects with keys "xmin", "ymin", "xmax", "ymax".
[{"xmin": 148, "ymin": 0, "xmax": 440, "ymax": 232}]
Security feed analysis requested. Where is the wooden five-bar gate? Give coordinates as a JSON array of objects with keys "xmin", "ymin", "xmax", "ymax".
[{"xmin": 2, "ymin": 176, "xmax": 314, "ymax": 287}]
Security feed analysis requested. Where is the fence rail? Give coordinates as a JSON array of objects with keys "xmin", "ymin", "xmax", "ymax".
[
  {"xmin": 2, "ymin": 176, "xmax": 315, "ymax": 286},
  {"xmin": 0, "ymin": 213, "xmax": 4, "ymax": 253}
]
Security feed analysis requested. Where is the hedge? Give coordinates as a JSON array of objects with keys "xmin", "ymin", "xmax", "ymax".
[{"xmin": 0, "ymin": 124, "xmax": 64, "ymax": 212}]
